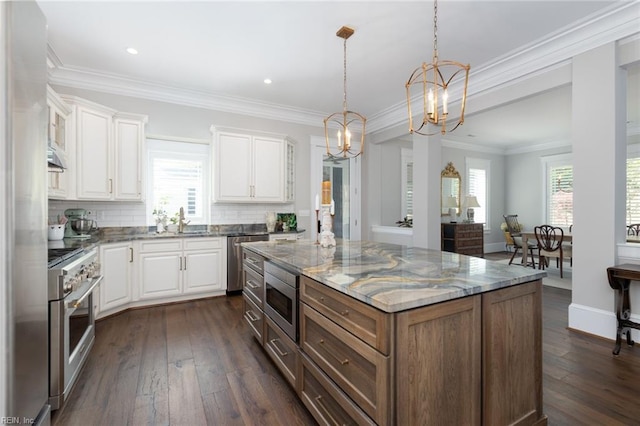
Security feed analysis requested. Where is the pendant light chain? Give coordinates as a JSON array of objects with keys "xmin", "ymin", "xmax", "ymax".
[
  {"xmin": 433, "ymin": 0, "xmax": 438, "ymax": 61},
  {"xmin": 343, "ymin": 35, "xmax": 348, "ymax": 113}
]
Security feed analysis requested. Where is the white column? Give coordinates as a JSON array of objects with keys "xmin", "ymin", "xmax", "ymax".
[
  {"xmin": 412, "ymin": 133, "xmax": 441, "ymax": 249},
  {"xmin": 569, "ymin": 42, "xmax": 627, "ymax": 338}
]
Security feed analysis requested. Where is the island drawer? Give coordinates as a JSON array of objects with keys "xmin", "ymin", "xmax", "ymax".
[
  {"xmin": 301, "ymin": 303, "xmax": 390, "ymax": 425},
  {"xmin": 300, "ymin": 352, "xmax": 376, "ymax": 426},
  {"xmin": 243, "ymin": 265, "xmax": 264, "ymax": 307},
  {"xmin": 264, "ymin": 315, "xmax": 300, "ymax": 393},
  {"xmin": 243, "ymin": 250, "xmax": 265, "ymax": 275},
  {"xmin": 300, "ymin": 276, "xmax": 391, "ymax": 355},
  {"xmin": 242, "ymin": 293, "xmax": 263, "ymax": 344}
]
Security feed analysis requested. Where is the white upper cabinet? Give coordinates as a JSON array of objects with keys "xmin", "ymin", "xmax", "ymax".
[
  {"xmin": 61, "ymin": 95, "xmax": 147, "ymax": 201},
  {"xmin": 212, "ymin": 127, "xmax": 295, "ymax": 203},
  {"xmin": 114, "ymin": 113, "xmax": 147, "ymax": 200},
  {"xmin": 47, "ymin": 86, "xmax": 72, "ymax": 199}
]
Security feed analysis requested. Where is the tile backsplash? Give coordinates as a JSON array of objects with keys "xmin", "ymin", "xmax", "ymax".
[{"xmin": 48, "ymin": 200, "xmax": 295, "ymax": 227}]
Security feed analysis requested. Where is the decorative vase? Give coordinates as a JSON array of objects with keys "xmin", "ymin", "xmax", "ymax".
[{"xmin": 266, "ymin": 212, "xmax": 276, "ymax": 233}]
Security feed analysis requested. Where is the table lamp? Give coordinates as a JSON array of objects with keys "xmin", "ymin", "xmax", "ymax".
[
  {"xmin": 443, "ymin": 196, "xmax": 458, "ymax": 223},
  {"xmin": 465, "ymin": 195, "xmax": 481, "ymax": 223}
]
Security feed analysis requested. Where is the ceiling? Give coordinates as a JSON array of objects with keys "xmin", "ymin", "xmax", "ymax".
[{"xmin": 39, "ymin": 1, "xmax": 639, "ymax": 151}]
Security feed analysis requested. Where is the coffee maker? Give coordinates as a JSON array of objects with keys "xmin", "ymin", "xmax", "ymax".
[{"xmin": 64, "ymin": 208, "xmax": 94, "ymax": 239}]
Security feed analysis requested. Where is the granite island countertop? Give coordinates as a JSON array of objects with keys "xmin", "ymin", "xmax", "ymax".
[{"xmin": 242, "ymin": 239, "xmax": 547, "ymax": 313}]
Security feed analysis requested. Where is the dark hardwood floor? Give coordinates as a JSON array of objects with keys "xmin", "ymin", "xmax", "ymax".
[{"xmin": 53, "ymin": 256, "xmax": 640, "ymax": 425}]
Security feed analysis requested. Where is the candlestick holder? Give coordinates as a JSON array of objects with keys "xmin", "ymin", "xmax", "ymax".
[{"xmin": 319, "ymin": 204, "xmax": 336, "ymax": 248}]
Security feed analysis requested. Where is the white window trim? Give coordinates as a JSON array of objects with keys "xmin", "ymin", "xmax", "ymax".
[
  {"xmin": 465, "ymin": 157, "xmax": 491, "ymax": 231},
  {"xmin": 540, "ymin": 153, "xmax": 572, "ymax": 225}
]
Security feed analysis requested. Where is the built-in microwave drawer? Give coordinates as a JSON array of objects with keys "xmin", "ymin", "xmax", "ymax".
[
  {"xmin": 243, "ymin": 249, "xmax": 265, "ymax": 275},
  {"xmin": 243, "ymin": 265, "xmax": 264, "ymax": 307},
  {"xmin": 300, "ymin": 352, "xmax": 376, "ymax": 426},
  {"xmin": 264, "ymin": 315, "xmax": 300, "ymax": 393},
  {"xmin": 242, "ymin": 293, "xmax": 263, "ymax": 344},
  {"xmin": 301, "ymin": 303, "xmax": 390, "ymax": 425},
  {"xmin": 300, "ymin": 276, "xmax": 391, "ymax": 355}
]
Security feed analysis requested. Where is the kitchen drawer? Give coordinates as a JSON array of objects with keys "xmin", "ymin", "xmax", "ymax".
[
  {"xmin": 243, "ymin": 264, "xmax": 264, "ymax": 307},
  {"xmin": 264, "ymin": 315, "xmax": 300, "ymax": 392},
  {"xmin": 300, "ymin": 276, "xmax": 391, "ymax": 355},
  {"xmin": 138, "ymin": 239, "xmax": 183, "ymax": 253},
  {"xmin": 243, "ymin": 249, "xmax": 265, "ymax": 275},
  {"xmin": 242, "ymin": 293, "xmax": 264, "ymax": 344},
  {"xmin": 301, "ymin": 303, "xmax": 390, "ymax": 425},
  {"xmin": 300, "ymin": 352, "xmax": 376, "ymax": 426},
  {"xmin": 183, "ymin": 237, "xmax": 222, "ymax": 250}
]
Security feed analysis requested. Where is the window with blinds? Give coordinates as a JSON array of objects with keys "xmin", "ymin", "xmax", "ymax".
[
  {"xmin": 147, "ymin": 139, "xmax": 210, "ymax": 225},
  {"xmin": 627, "ymin": 156, "xmax": 640, "ymax": 224},
  {"xmin": 548, "ymin": 165, "xmax": 573, "ymax": 226},
  {"xmin": 401, "ymin": 148, "xmax": 413, "ymax": 220},
  {"xmin": 542, "ymin": 154, "xmax": 573, "ymax": 227},
  {"xmin": 466, "ymin": 158, "xmax": 490, "ymax": 229}
]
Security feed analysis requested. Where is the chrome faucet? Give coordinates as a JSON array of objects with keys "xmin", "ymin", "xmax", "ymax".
[{"xmin": 178, "ymin": 207, "xmax": 190, "ymax": 233}]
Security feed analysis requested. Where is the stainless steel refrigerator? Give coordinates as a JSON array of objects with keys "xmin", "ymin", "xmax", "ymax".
[{"xmin": 1, "ymin": 1, "xmax": 50, "ymax": 424}]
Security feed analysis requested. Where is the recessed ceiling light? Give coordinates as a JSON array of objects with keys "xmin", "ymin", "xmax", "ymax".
[
  {"xmin": 264, "ymin": 78, "xmax": 272, "ymax": 85},
  {"xmin": 126, "ymin": 47, "xmax": 138, "ymax": 55}
]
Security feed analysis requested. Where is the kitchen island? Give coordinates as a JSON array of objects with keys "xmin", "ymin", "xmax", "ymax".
[{"xmin": 242, "ymin": 239, "xmax": 548, "ymax": 425}]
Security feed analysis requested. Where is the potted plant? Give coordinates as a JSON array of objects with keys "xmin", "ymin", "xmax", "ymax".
[
  {"xmin": 167, "ymin": 212, "xmax": 180, "ymax": 233},
  {"xmin": 152, "ymin": 207, "xmax": 168, "ymax": 233}
]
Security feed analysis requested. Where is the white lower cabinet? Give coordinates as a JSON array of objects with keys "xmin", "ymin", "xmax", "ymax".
[
  {"xmin": 98, "ymin": 242, "xmax": 133, "ymax": 316},
  {"xmin": 138, "ymin": 237, "xmax": 225, "ymax": 301}
]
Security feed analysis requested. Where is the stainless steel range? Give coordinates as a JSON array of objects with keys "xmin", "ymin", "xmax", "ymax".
[{"xmin": 47, "ymin": 246, "xmax": 103, "ymax": 410}]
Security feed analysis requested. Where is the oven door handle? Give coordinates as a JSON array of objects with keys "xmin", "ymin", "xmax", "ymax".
[{"xmin": 68, "ymin": 275, "xmax": 103, "ymax": 308}]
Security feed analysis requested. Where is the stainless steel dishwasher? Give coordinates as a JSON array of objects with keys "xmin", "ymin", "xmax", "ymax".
[{"xmin": 227, "ymin": 234, "xmax": 269, "ymax": 293}]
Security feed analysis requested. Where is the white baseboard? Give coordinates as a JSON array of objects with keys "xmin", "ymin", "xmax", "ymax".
[
  {"xmin": 485, "ymin": 242, "xmax": 507, "ymax": 253},
  {"xmin": 568, "ymin": 302, "xmax": 640, "ymax": 342}
]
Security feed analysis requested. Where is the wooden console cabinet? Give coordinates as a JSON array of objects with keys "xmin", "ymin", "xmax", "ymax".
[{"xmin": 442, "ymin": 222, "xmax": 484, "ymax": 257}]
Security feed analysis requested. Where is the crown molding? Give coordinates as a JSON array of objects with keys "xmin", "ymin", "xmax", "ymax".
[
  {"xmin": 49, "ymin": 65, "xmax": 327, "ymax": 128},
  {"xmin": 48, "ymin": 2, "xmax": 639, "ymax": 135},
  {"xmin": 505, "ymin": 139, "xmax": 572, "ymax": 156},
  {"xmin": 441, "ymin": 139, "xmax": 505, "ymax": 155}
]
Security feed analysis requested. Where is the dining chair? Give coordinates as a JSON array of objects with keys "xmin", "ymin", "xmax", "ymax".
[
  {"xmin": 534, "ymin": 225, "xmax": 572, "ymax": 278},
  {"xmin": 627, "ymin": 224, "xmax": 640, "ymax": 236},
  {"xmin": 503, "ymin": 214, "xmax": 536, "ymax": 268}
]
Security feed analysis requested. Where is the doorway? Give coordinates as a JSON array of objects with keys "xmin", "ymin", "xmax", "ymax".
[
  {"xmin": 310, "ymin": 136, "xmax": 361, "ymax": 241},
  {"xmin": 323, "ymin": 157, "xmax": 350, "ymax": 239}
]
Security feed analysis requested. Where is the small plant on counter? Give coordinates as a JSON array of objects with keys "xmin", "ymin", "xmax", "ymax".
[
  {"xmin": 152, "ymin": 207, "xmax": 168, "ymax": 226},
  {"xmin": 170, "ymin": 212, "xmax": 180, "ymax": 225}
]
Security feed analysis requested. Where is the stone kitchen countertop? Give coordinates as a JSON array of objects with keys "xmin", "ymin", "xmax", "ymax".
[
  {"xmin": 48, "ymin": 225, "xmax": 305, "ymax": 251},
  {"xmin": 242, "ymin": 239, "xmax": 547, "ymax": 313}
]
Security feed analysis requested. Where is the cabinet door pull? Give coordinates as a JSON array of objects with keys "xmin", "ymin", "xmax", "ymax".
[
  {"xmin": 183, "ymin": 256, "xmax": 187, "ymax": 270},
  {"xmin": 245, "ymin": 310, "xmax": 259, "ymax": 322},
  {"xmin": 246, "ymin": 280, "xmax": 259, "ymax": 289},
  {"xmin": 314, "ymin": 396, "xmax": 342, "ymax": 426},
  {"xmin": 179, "ymin": 257, "xmax": 182, "ymax": 271},
  {"xmin": 269, "ymin": 338, "xmax": 288, "ymax": 357},
  {"xmin": 129, "ymin": 247, "xmax": 133, "ymax": 263},
  {"xmin": 319, "ymin": 339, "xmax": 349, "ymax": 365},
  {"xmin": 108, "ymin": 178, "xmax": 113, "ymax": 194}
]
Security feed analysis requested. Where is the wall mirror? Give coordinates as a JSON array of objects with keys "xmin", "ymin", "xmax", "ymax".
[{"xmin": 441, "ymin": 162, "xmax": 461, "ymax": 216}]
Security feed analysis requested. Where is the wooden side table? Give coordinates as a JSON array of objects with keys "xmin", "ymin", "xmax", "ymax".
[{"xmin": 606, "ymin": 264, "xmax": 640, "ymax": 355}]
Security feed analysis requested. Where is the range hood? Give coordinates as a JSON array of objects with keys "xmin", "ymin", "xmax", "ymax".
[{"xmin": 47, "ymin": 144, "xmax": 66, "ymax": 172}]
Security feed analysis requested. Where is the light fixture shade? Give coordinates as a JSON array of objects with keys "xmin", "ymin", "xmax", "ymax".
[
  {"xmin": 405, "ymin": 0, "xmax": 470, "ymax": 136},
  {"xmin": 324, "ymin": 26, "xmax": 366, "ymax": 158},
  {"xmin": 465, "ymin": 195, "xmax": 480, "ymax": 208},
  {"xmin": 324, "ymin": 110, "xmax": 366, "ymax": 158},
  {"xmin": 406, "ymin": 60, "xmax": 470, "ymax": 136},
  {"xmin": 443, "ymin": 195, "xmax": 458, "ymax": 208}
]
